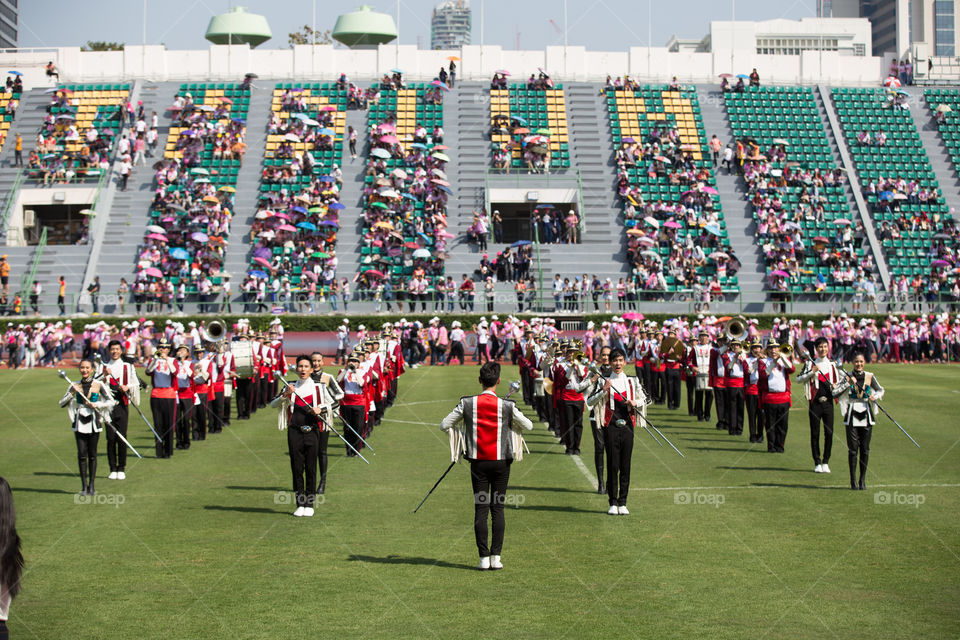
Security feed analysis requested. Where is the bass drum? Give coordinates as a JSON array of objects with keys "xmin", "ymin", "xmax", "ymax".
[{"xmin": 231, "ymin": 341, "xmax": 255, "ymax": 378}]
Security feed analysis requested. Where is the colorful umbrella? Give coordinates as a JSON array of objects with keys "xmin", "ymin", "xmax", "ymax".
[
  {"xmin": 297, "ymin": 222, "xmax": 318, "ymax": 231},
  {"xmin": 146, "ymin": 233, "xmax": 168, "ymax": 242},
  {"xmin": 412, "ymin": 248, "xmax": 431, "ymax": 259},
  {"xmin": 169, "ymin": 247, "xmax": 190, "ymax": 260},
  {"xmin": 370, "ymin": 148, "xmax": 391, "ymax": 159},
  {"xmin": 432, "ymin": 152, "xmax": 451, "ymax": 162},
  {"xmin": 770, "ymin": 270, "xmax": 790, "ymax": 278},
  {"xmin": 218, "ymin": 185, "xmax": 236, "ymax": 193},
  {"xmin": 253, "ymin": 257, "xmax": 272, "ymax": 268},
  {"xmin": 276, "ymin": 224, "xmax": 297, "ymax": 232},
  {"xmin": 143, "ymin": 267, "xmax": 164, "ymax": 278},
  {"xmin": 191, "ymin": 232, "xmax": 209, "ymax": 242},
  {"xmin": 248, "ymin": 270, "xmax": 267, "ymax": 278}
]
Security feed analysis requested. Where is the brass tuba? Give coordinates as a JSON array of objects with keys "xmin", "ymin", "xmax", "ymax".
[
  {"xmin": 724, "ymin": 316, "xmax": 748, "ymax": 342},
  {"xmin": 202, "ymin": 319, "xmax": 227, "ymax": 343},
  {"xmin": 779, "ymin": 342, "xmax": 793, "ymax": 356}
]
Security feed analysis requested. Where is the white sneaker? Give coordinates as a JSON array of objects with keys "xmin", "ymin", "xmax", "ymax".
[
  {"xmin": 117, "ymin": 471, "xmax": 126, "ymax": 480},
  {"xmin": 293, "ymin": 506, "xmax": 305, "ymax": 517},
  {"xmin": 607, "ymin": 505, "xmax": 619, "ymax": 515},
  {"xmin": 108, "ymin": 471, "xmax": 118, "ymax": 480},
  {"xmin": 618, "ymin": 505, "xmax": 630, "ymax": 515},
  {"xmin": 822, "ymin": 464, "xmax": 831, "ymax": 473},
  {"xmin": 477, "ymin": 556, "xmax": 490, "ymax": 570},
  {"xmin": 814, "ymin": 464, "xmax": 823, "ymax": 473},
  {"xmin": 303, "ymin": 507, "xmax": 315, "ymax": 517},
  {"xmin": 490, "ymin": 555, "xmax": 503, "ymax": 570}
]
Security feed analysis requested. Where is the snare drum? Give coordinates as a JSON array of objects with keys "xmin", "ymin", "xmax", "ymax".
[{"xmin": 231, "ymin": 341, "xmax": 255, "ymax": 378}]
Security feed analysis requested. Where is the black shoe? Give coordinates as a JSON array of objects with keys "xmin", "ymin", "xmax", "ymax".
[
  {"xmin": 597, "ymin": 482, "xmax": 605, "ymax": 494},
  {"xmin": 851, "ymin": 481, "xmax": 858, "ymax": 490},
  {"xmin": 858, "ymin": 479, "xmax": 866, "ymax": 490}
]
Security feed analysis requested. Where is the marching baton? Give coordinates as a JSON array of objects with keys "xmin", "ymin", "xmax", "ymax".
[
  {"xmin": 94, "ymin": 354, "xmax": 162, "ymax": 443},
  {"xmin": 58, "ymin": 370, "xmax": 143, "ymax": 459},
  {"xmin": 277, "ymin": 378, "xmax": 370, "ymax": 463},
  {"xmin": 338, "ymin": 413, "xmax": 375, "ymax": 454},
  {"xmin": 835, "ymin": 366, "xmax": 920, "ymax": 449},
  {"xmin": 633, "ymin": 409, "xmax": 685, "ymax": 458}
]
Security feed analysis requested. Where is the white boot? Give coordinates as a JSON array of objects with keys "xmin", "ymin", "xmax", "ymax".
[
  {"xmin": 477, "ymin": 556, "xmax": 490, "ymax": 571},
  {"xmin": 490, "ymin": 555, "xmax": 503, "ymax": 570},
  {"xmin": 607, "ymin": 505, "xmax": 619, "ymax": 515}
]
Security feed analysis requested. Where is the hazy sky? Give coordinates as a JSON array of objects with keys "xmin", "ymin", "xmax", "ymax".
[{"xmin": 20, "ymin": 0, "xmax": 815, "ymax": 50}]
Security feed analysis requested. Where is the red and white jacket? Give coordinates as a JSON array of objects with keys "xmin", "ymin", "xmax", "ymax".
[
  {"xmin": 441, "ymin": 390, "xmax": 533, "ymax": 461},
  {"xmin": 721, "ymin": 351, "xmax": 749, "ymax": 388},
  {"xmin": 797, "ymin": 357, "xmax": 841, "ymax": 402},
  {"xmin": 757, "ymin": 355, "xmax": 796, "ymax": 406}
]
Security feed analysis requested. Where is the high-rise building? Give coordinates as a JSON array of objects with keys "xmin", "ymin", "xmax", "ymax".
[
  {"xmin": 0, "ymin": 0, "xmax": 17, "ymax": 50},
  {"xmin": 831, "ymin": 0, "xmax": 959, "ymax": 58},
  {"xmin": 431, "ymin": 0, "xmax": 471, "ymax": 50}
]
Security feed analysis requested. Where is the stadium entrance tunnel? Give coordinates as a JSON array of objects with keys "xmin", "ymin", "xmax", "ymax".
[
  {"xmin": 488, "ymin": 185, "xmax": 580, "ymax": 244},
  {"xmin": 4, "ymin": 187, "xmax": 98, "ymax": 246}
]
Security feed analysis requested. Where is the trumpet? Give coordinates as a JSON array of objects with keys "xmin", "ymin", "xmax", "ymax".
[{"xmin": 779, "ymin": 342, "xmax": 793, "ymax": 356}]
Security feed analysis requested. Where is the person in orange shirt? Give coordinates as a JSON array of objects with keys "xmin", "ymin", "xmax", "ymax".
[
  {"xmin": 709, "ymin": 134, "xmax": 722, "ymax": 167},
  {"xmin": 57, "ymin": 275, "xmax": 66, "ymax": 316},
  {"xmin": 13, "ymin": 133, "xmax": 22, "ymax": 167},
  {"xmin": 0, "ymin": 254, "xmax": 9, "ymax": 296}
]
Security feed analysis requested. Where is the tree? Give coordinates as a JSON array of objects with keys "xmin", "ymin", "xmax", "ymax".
[
  {"xmin": 288, "ymin": 26, "xmax": 332, "ymax": 47},
  {"xmin": 81, "ymin": 41, "xmax": 125, "ymax": 51}
]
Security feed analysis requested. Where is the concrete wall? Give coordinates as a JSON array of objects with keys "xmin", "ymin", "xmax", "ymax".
[
  {"xmin": 2, "ymin": 43, "xmax": 890, "ymax": 89},
  {"xmin": 6, "ymin": 187, "xmax": 97, "ymax": 247}
]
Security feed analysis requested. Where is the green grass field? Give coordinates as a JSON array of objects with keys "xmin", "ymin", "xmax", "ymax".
[{"xmin": 1, "ymin": 364, "xmax": 958, "ymax": 639}]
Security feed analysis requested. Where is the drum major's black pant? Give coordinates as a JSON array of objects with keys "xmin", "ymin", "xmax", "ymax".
[
  {"xmin": 469, "ymin": 459, "xmax": 511, "ymax": 557},
  {"xmin": 604, "ymin": 422, "xmax": 634, "ymax": 507},
  {"xmin": 107, "ymin": 402, "xmax": 129, "ymax": 472},
  {"xmin": 288, "ymin": 427, "xmax": 319, "ymax": 508},
  {"xmin": 726, "ymin": 386, "xmax": 745, "ymax": 435},
  {"xmin": 75, "ymin": 431, "xmax": 100, "ymax": 491},
  {"xmin": 695, "ymin": 388, "xmax": 713, "ymax": 421},
  {"xmin": 561, "ymin": 399, "xmax": 585, "ymax": 451},
  {"xmin": 177, "ymin": 398, "xmax": 193, "ymax": 448},
  {"xmin": 665, "ymin": 368, "xmax": 681, "ymax": 409},
  {"xmin": 809, "ymin": 400, "xmax": 834, "ymax": 465},
  {"xmin": 340, "ymin": 404, "xmax": 365, "ymax": 456},
  {"xmin": 151, "ymin": 396, "xmax": 176, "ymax": 457},
  {"xmin": 765, "ymin": 402, "xmax": 789, "ymax": 452},
  {"xmin": 318, "ymin": 430, "xmax": 330, "ymax": 492},
  {"xmin": 746, "ymin": 393, "xmax": 763, "ymax": 442},
  {"xmin": 846, "ymin": 424, "xmax": 871, "ymax": 485}
]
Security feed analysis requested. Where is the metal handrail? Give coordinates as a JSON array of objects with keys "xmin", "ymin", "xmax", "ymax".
[
  {"xmin": 17, "ymin": 226, "xmax": 48, "ymax": 297},
  {"xmin": 0, "ymin": 167, "xmax": 24, "ymax": 235}
]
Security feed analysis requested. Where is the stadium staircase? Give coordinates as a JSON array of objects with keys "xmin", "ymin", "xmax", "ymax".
[
  {"xmin": 94, "ymin": 81, "xmax": 182, "ymax": 313},
  {"xmin": 335, "ymin": 106, "xmax": 370, "ymax": 278},
  {"xmin": 911, "ymin": 93, "xmax": 960, "ymax": 214},
  {"xmin": 697, "ymin": 85, "xmax": 767, "ymax": 310}
]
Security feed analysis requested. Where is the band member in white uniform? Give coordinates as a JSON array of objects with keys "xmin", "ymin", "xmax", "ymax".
[
  {"xmin": 796, "ymin": 337, "xmax": 841, "ymax": 473},
  {"xmin": 441, "ymin": 362, "xmax": 532, "ymax": 570},
  {"xmin": 60, "ymin": 359, "xmax": 115, "ymax": 495},
  {"xmin": 311, "ymin": 352, "xmax": 344, "ymax": 494},
  {"xmin": 587, "ymin": 348, "xmax": 646, "ymax": 515},
  {"xmin": 834, "ymin": 353, "xmax": 885, "ymax": 490},
  {"xmin": 690, "ymin": 333, "xmax": 713, "ymax": 422},
  {"xmin": 103, "ymin": 340, "xmax": 140, "ymax": 479}
]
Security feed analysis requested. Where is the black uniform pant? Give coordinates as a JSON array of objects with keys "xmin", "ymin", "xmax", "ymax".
[
  {"xmin": 75, "ymin": 431, "xmax": 100, "ymax": 491},
  {"xmin": 845, "ymin": 424, "xmax": 872, "ymax": 486},
  {"xmin": 318, "ymin": 430, "xmax": 330, "ymax": 492},
  {"xmin": 604, "ymin": 422, "xmax": 634, "ymax": 507},
  {"xmin": 288, "ymin": 427, "xmax": 319, "ymax": 508},
  {"xmin": 665, "ymin": 367, "xmax": 681, "ymax": 409},
  {"xmin": 107, "ymin": 403, "xmax": 129, "ymax": 472},
  {"xmin": 193, "ymin": 394, "xmax": 208, "ymax": 440},
  {"xmin": 177, "ymin": 398, "xmax": 194, "ymax": 448},
  {"xmin": 685, "ymin": 376, "xmax": 695, "ymax": 415},
  {"xmin": 746, "ymin": 393, "xmax": 763, "ymax": 442},
  {"xmin": 590, "ymin": 417, "xmax": 604, "ymax": 487},
  {"xmin": 726, "ymin": 386, "xmax": 745, "ymax": 435},
  {"xmin": 695, "ymin": 387, "xmax": 713, "ymax": 421},
  {"xmin": 469, "ymin": 459, "xmax": 511, "ymax": 557},
  {"xmin": 655, "ymin": 369, "xmax": 666, "ymax": 404},
  {"xmin": 235, "ymin": 378, "xmax": 252, "ymax": 418},
  {"xmin": 765, "ymin": 402, "xmax": 789, "ymax": 452},
  {"xmin": 714, "ymin": 387, "xmax": 728, "ymax": 430},
  {"xmin": 561, "ymin": 399, "xmax": 585, "ymax": 452},
  {"xmin": 210, "ymin": 391, "xmax": 225, "ymax": 432},
  {"xmin": 222, "ymin": 387, "xmax": 232, "ymax": 424},
  {"xmin": 340, "ymin": 404, "xmax": 366, "ymax": 456},
  {"xmin": 151, "ymin": 396, "xmax": 176, "ymax": 457},
  {"xmin": 809, "ymin": 400, "xmax": 834, "ymax": 465}
]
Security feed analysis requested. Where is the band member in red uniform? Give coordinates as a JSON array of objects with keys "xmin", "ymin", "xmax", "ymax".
[
  {"xmin": 173, "ymin": 345, "xmax": 196, "ymax": 450},
  {"xmin": 660, "ymin": 328, "xmax": 683, "ymax": 410},
  {"xmin": 192, "ymin": 345, "xmax": 213, "ymax": 440},
  {"xmin": 758, "ymin": 343, "xmax": 796, "ymax": 453},
  {"xmin": 217, "ymin": 344, "xmax": 236, "ymax": 426},
  {"xmin": 441, "ymin": 362, "xmax": 532, "ymax": 570},
  {"xmin": 103, "ymin": 340, "xmax": 139, "ymax": 479},
  {"xmin": 271, "ymin": 355, "xmax": 326, "ymax": 517},
  {"xmin": 146, "ymin": 338, "xmax": 178, "ymax": 458},
  {"xmin": 557, "ymin": 343, "xmax": 590, "ymax": 455},
  {"xmin": 337, "ymin": 350, "xmax": 371, "ymax": 457},
  {"xmin": 722, "ymin": 340, "xmax": 748, "ymax": 436},
  {"xmin": 745, "ymin": 340, "xmax": 765, "ymax": 443},
  {"xmin": 690, "ymin": 333, "xmax": 714, "ymax": 422}
]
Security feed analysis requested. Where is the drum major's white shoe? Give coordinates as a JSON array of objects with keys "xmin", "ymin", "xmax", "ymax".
[
  {"xmin": 108, "ymin": 471, "xmax": 118, "ymax": 480},
  {"xmin": 618, "ymin": 505, "xmax": 629, "ymax": 515},
  {"xmin": 117, "ymin": 471, "xmax": 126, "ymax": 480},
  {"xmin": 607, "ymin": 505, "xmax": 619, "ymax": 515},
  {"xmin": 821, "ymin": 464, "xmax": 831, "ymax": 473},
  {"xmin": 814, "ymin": 464, "xmax": 823, "ymax": 473},
  {"xmin": 477, "ymin": 556, "xmax": 490, "ymax": 570},
  {"xmin": 490, "ymin": 555, "xmax": 503, "ymax": 570},
  {"xmin": 293, "ymin": 506, "xmax": 305, "ymax": 517},
  {"xmin": 303, "ymin": 507, "xmax": 315, "ymax": 517}
]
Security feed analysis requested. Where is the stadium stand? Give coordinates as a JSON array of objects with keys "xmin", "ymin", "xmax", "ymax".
[
  {"xmin": 0, "ymin": 76, "xmax": 21, "ymax": 152},
  {"xmin": 725, "ymin": 86, "xmax": 874, "ymax": 295},
  {"xmin": 831, "ymin": 87, "xmax": 949, "ymax": 286},
  {"xmin": 130, "ymin": 83, "xmax": 248, "ymax": 311},
  {"xmin": 241, "ymin": 83, "xmax": 348, "ymax": 311},
  {"xmin": 360, "ymin": 83, "xmax": 452, "ymax": 305},
  {"xmin": 28, "ymin": 84, "xmax": 130, "ymax": 184},
  {"xmin": 490, "ymin": 80, "xmax": 570, "ymax": 172},
  {"xmin": 607, "ymin": 85, "xmax": 736, "ymax": 298}
]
